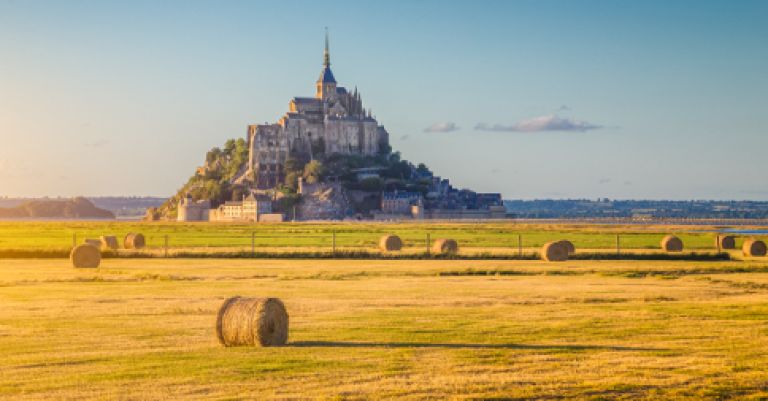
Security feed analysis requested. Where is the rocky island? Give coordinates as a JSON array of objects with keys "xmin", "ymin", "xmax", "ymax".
[{"xmin": 150, "ymin": 32, "xmax": 506, "ymax": 222}]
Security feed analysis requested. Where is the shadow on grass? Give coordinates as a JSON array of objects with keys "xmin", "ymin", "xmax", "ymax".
[{"xmin": 289, "ymin": 341, "xmax": 661, "ymax": 352}]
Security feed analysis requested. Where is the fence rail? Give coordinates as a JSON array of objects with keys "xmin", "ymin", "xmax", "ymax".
[{"xmin": 0, "ymin": 230, "xmax": 763, "ymax": 260}]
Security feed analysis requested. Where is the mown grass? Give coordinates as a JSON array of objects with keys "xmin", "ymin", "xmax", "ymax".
[
  {"xmin": 0, "ymin": 221, "xmax": 764, "ymax": 254},
  {"xmin": 1, "ymin": 258, "xmax": 768, "ymax": 399}
]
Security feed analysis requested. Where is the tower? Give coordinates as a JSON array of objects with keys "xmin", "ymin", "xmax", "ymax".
[{"xmin": 316, "ymin": 28, "xmax": 337, "ymax": 100}]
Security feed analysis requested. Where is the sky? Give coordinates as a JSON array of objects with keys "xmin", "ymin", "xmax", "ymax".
[{"xmin": 1, "ymin": 0, "xmax": 767, "ymax": 200}]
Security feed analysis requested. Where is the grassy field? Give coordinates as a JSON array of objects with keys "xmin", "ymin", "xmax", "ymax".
[
  {"xmin": 0, "ymin": 221, "xmax": 765, "ymax": 255},
  {"xmin": 2, "ymin": 257, "xmax": 768, "ymax": 399}
]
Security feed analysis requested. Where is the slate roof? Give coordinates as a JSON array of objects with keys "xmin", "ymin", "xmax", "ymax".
[{"xmin": 317, "ymin": 66, "xmax": 336, "ymax": 84}]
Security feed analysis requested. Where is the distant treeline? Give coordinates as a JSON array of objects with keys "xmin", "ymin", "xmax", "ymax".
[{"xmin": 504, "ymin": 199, "xmax": 768, "ymax": 219}]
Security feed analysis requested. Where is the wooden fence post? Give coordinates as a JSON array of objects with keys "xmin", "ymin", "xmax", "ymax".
[{"xmin": 518, "ymin": 234, "xmax": 522, "ymax": 257}]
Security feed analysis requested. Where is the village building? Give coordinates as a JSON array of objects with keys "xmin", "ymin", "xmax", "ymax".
[
  {"xmin": 178, "ymin": 193, "xmax": 284, "ymax": 223},
  {"xmin": 209, "ymin": 193, "xmax": 283, "ymax": 222},
  {"xmin": 381, "ymin": 191, "xmax": 423, "ymax": 215}
]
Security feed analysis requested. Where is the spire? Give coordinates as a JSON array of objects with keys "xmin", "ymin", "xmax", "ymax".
[
  {"xmin": 317, "ymin": 27, "xmax": 336, "ymax": 85},
  {"xmin": 323, "ymin": 27, "xmax": 330, "ymax": 68}
]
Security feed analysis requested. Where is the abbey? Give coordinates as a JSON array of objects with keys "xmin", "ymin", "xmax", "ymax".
[{"xmin": 245, "ymin": 32, "xmax": 390, "ymax": 189}]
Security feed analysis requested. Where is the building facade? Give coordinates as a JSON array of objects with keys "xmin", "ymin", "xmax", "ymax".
[
  {"xmin": 244, "ymin": 32, "xmax": 390, "ymax": 189},
  {"xmin": 177, "ymin": 195, "xmax": 210, "ymax": 222},
  {"xmin": 209, "ymin": 194, "xmax": 282, "ymax": 222},
  {"xmin": 381, "ymin": 191, "xmax": 423, "ymax": 215}
]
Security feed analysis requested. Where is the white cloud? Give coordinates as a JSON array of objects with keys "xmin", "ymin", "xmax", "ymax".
[
  {"xmin": 423, "ymin": 122, "xmax": 459, "ymax": 133},
  {"xmin": 475, "ymin": 114, "xmax": 602, "ymax": 133}
]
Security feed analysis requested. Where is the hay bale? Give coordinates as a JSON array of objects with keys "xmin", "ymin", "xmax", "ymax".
[
  {"xmin": 716, "ymin": 235, "xmax": 736, "ymax": 250},
  {"xmin": 70, "ymin": 244, "xmax": 101, "ymax": 268},
  {"xmin": 541, "ymin": 241, "xmax": 568, "ymax": 262},
  {"xmin": 432, "ymin": 238, "xmax": 458, "ymax": 255},
  {"xmin": 557, "ymin": 240, "xmax": 576, "ymax": 255},
  {"xmin": 83, "ymin": 238, "xmax": 101, "ymax": 248},
  {"xmin": 100, "ymin": 235, "xmax": 119, "ymax": 250},
  {"xmin": 216, "ymin": 297, "xmax": 289, "ymax": 347},
  {"xmin": 124, "ymin": 233, "xmax": 146, "ymax": 249},
  {"xmin": 742, "ymin": 238, "xmax": 767, "ymax": 257},
  {"xmin": 379, "ymin": 234, "xmax": 403, "ymax": 251},
  {"xmin": 661, "ymin": 235, "xmax": 683, "ymax": 252}
]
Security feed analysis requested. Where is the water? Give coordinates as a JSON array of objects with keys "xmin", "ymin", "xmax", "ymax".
[{"xmin": 720, "ymin": 229, "xmax": 768, "ymax": 235}]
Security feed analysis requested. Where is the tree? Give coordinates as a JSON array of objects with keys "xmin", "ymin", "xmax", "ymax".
[
  {"xmin": 303, "ymin": 160, "xmax": 325, "ymax": 184},
  {"xmin": 378, "ymin": 142, "xmax": 392, "ymax": 155},
  {"xmin": 206, "ymin": 147, "xmax": 222, "ymax": 164},
  {"xmin": 416, "ymin": 163, "xmax": 430, "ymax": 176},
  {"xmin": 284, "ymin": 171, "xmax": 300, "ymax": 190},
  {"xmin": 284, "ymin": 157, "xmax": 305, "ymax": 175},
  {"xmin": 312, "ymin": 137, "xmax": 326, "ymax": 158},
  {"xmin": 230, "ymin": 185, "xmax": 246, "ymax": 201},
  {"xmin": 223, "ymin": 139, "xmax": 236, "ymax": 155},
  {"xmin": 358, "ymin": 177, "xmax": 383, "ymax": 191}
]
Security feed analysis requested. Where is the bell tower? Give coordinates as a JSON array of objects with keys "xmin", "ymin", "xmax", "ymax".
[{"xmin": 316, "ymin": 28, "xmax": 337, "ymax": 100}]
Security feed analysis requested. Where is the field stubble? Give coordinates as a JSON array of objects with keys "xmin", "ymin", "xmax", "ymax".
[{"xmin": 1, "ymin": 257, "xmax": 768, "ymax": 399}]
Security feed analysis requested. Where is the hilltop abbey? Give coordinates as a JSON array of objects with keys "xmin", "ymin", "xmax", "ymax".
[
  {"xmin": 244, "ymin": 32, "xmax": 389, "ymax": 189},
  {"xmin": 169, "ymin": 31, "xmax": 506, "ymax": 222}
]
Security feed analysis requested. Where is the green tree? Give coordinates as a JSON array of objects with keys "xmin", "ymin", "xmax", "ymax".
[
  {"xmin": 358, "ymin": 177, "xmax": 383, "ymax": 191},
  {"xmin": 378, "ymin": 142, "xmax": 392, "ymax": 155},
  {"xmin": 284, "ymin": 171, "xmax": 300, "ymax": 190},
  {"xmin": 284, "ymin": 157, "xmax": 305, "ymax": 175},
  {"xmin": 303, "ymin": 160, "xmax": 325, "ymax": 184},
  {"xmin": 206, "ymin": 147, "xmax": 222, "ymax": 164},
  {"xmin": 416, "ymin": 163, "xmax": 430, "ymax": 175}
]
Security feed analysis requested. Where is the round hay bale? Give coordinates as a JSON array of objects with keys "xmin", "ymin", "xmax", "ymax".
[
  {"xmin": 541, "ymin": 241, "xmax": 568, "ymax": 262},
  {"xmin": 83, "ymin": 238, "xmax": 101, "ymax": 248},
  {"xmin": 216, "ymin": 297, "xmax": 289, "ymax": 347},
  {"xmin": 124, "ymin": 233, "xmax": 145, "ymax": 249},
  {"xmin": 100, "ymin": 235, "xmax": 119, "ymax": 250},
  {"xmin": 716, "ymin": 235, "xmax": 736, "ymax": 250},
  {"xmin": 557, "ymin": 240, "xmax": 576, "ymax": 255},
  {"xmin": 432, "ymin": 238, "xmax": 458, "ymax": 255},
  {"xmin": 661, "ymin": 235, "xmax": 683, "ymax": 252},
  {"xmin": 70, "ymin": 244, "xmax": 101, "ymax": 268},
  {"xmin": 742, "ymin": 238, "xmax": 767, "ymax": 257},
  {"xmin": 379, "ymin": 234, "xmax": 403, "ymax": 251}
]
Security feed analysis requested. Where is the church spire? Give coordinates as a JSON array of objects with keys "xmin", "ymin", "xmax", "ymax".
[
  {"xmin": 323, "ymin": 27, "xmax": 330, "ymax": 68},
  {"xmin": 316, "ymin": 27, "xmax": 336, "ymax": 99}
]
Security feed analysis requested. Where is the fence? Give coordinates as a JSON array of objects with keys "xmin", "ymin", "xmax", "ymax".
[{"xmin": 0, "ymin": 221, "xmax": 761, "ymax": 259}]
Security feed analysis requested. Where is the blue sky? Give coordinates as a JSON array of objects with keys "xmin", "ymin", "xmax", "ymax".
[{"xmin": 1, "ymin": 0, "xmax": 767, "ymax": 199}]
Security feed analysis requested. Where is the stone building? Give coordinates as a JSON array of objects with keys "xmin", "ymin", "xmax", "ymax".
[
  {"xmin": 209, "ymin": 194, "xmax": 282, "ymax": 222},
  {"xmin": 177, "ymin": 195, "xmax": 210, "ymax": 222},
  {"xmin": 244, "ymin": 31, "xmax": 390, "ymax": 189},
  {"xmin": 381, "ymin": 191, "xmax": 423, "ymax": 215}
]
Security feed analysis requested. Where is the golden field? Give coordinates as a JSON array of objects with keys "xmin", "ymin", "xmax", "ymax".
[{"xmin": 1, "ymin": 256, "xmax": 768, "ymax": 400}]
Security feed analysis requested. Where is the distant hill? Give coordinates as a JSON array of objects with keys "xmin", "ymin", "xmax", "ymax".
[
  {"xmin": 88, "ymin": 197, "xmax": 166, "ymax": 219},
  {"xmin": 0, "ymin": 197, "xmax": 115, "ymax": 219}
]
